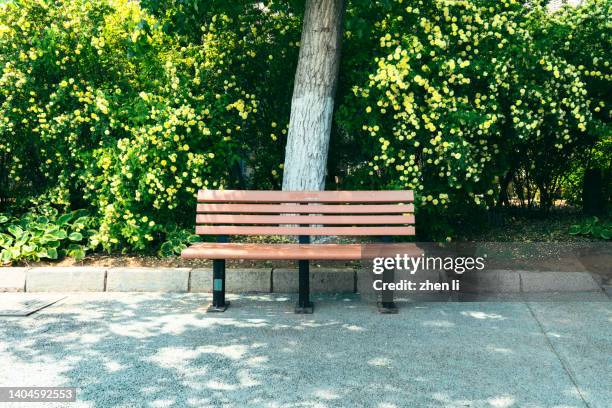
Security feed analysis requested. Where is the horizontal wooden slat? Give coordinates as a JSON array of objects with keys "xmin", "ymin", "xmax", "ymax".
[
  {"xmin": 196, "ymin": 203, "xmax": 414, "ymax": 214},
  {"xmin": 197, "ymin": 190, "xmax": 413, "ymax": 203},
  {"xmin": 182, "ymin": 243, "xmax": 363, "ymax": 260},
  {"xmin": 196, "ymin": 214, "xmax": 414, "ymax": 225},
  {"xmin": 181, "ymin": 243, "xmax": 423, "ymax": 260},
  {"xmin": 195, "ymin": 226, "xmax": 415, "ymax": 236}
]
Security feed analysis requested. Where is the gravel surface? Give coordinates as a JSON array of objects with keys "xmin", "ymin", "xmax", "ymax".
[{"xmin": 0, "ymin": 293, "xmax": 610, "ymax": 407}]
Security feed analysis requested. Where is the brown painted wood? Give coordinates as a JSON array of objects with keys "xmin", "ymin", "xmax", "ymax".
[
  {"xmin": 195, "ymin": 225, "xmax": 415, "ymax": 236},
  {"xmin": 196, "ymin": 214, "xmax": 415, "ymax": 225},
  {"xmin": 197, "ymin": 190, "xmax": 413, "ymax": 203},
  {"xmin": 196, "ymin": 203, "xmax": 414, "ymax": 214},
  {"xmin": 182, "ymin": 243, "xmax": 362, "ymax": 260},
  {"xmin": 181, "ymin": 243, "xmax": 422, "ymax": 260},
  {"xmin": 184, "ymin": 190, "xmax": 418, "ymax": 260}
]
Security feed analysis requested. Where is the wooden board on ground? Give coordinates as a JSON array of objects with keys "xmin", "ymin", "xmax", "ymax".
[{"xmin": 0, "ymin": 294, "xmax": 66, "ymax": 316}]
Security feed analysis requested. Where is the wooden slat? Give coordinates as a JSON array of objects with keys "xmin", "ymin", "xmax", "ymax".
[
  {"xmin": 182, "ymin": 243, "xmax": 363, "ymax": 260},
  {"xmin": 195, "ymin": 225, "xmax": 415, "ymax": 236},
  {"xmin": 196, "ymin": 214, "xmax": 415, "ymax": 225},
  {"xmin": 181, "ymin": 243, "xmax": 423, "ymax": 260},
  {"xmin": 197, "ymin": 190, "xmax": 413, "ymax": 203},
  {"xmin": 196, "ymin": 203, "xmax": 414, "ymax": 214}
]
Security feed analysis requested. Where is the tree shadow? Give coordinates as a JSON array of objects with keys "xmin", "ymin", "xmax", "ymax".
[{"xmin": 0, "ymin": 294, "xmax": 605, "ymax": 407}]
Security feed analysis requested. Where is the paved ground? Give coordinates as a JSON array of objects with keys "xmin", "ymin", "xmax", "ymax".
[{"xmin": 0, "ymin": 293, "xmax": 611, "ymax": 408}]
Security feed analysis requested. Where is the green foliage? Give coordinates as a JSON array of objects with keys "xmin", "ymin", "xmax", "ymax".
[
  {"xmin": 0, "ymin": 0, "xmax": 610, "ymax": 251},
  {"xmin": 0, "ymin": 208, "xmax": 96, "ymax": 264},
  {"xmin": 0, "ymin": 0, "xmax": 298, "ymax": 250},
  {"xmin": 333, "ymin": 0, "xmax": 609, "ymax": 238},
  {"xmin": 569, "ymin": 216, "xmax": 612, "ymax": 240},
  {"xmin": 158, "ymin": 226, "xmax": 202, "ymax": 257}
]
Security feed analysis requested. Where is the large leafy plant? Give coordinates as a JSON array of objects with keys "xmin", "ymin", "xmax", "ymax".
[
  {"xmin": 569, "ymin": 216, "xmax": 612, "ymax": 240},
  {"xmin": 158, "ymin": 226, "xmax": 202, "ymax": 257},
  {"xmin": 0, "ymin": 209, "xmax": 96, "ymax": 264}
]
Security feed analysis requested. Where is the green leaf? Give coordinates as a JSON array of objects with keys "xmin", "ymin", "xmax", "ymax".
[
  {"xmin": 51, "ymin": 230, "xmax": 68, "ymax": 240},
  {"xmin": 569, "ymin": 225, "xmax": 581, "ymax": 235},
  {"xmin": 173, "ymin": 243, "xmax": 186, "ymax": 255},
  {"xmin": 71, "ymin": 248, "xmax": 86, "ymax": 261},
  {"xmin": 591, "ymin": 225, "xmax": 603, "ymax": 237},
  {"xmin": 187, "ymin": 234, "xmax": 202, "ymax": 243},
  {"xmin": 69, "ymin": 232, "xmax": 83, "ymax": 241},
  {"xmin": 71, "ymin": 209, "xmax": 89, "ymax": 219},
  {"xmin": 36, "ymin": 216, "xmax": 49, "ymax": 225},
  {"xmin": 7, "ymin": 225, "xmax": 23, "ymax": 238},
  {"xmin": 0, "ymin": 216, "xmax": 8, "ymax": 224},
  {"xmin": 1, "ymin": 249, "xmax": 11, "ymax": 263},
  {"xmin": 57, "ymin": 213, "xmax": 73, "ymax": 226},
  {"xmin": 47, "ymin": 240, "xmax": 61, "ymax": 248},
  {"xmin": 159, "ymin": 241, "xmax": 174, "ymax": 257},
  {"xmin": 15, "ymin": 234, "xmax": 29, "ymax": 247},
  {"xmin": 0, "ymin": 233, "xmax": 13, "ymax": 248},
  {"xmin": 21, "ymin": 244, "xmax": 36, "ymax": 254},
  {"xmin": 47, "ymin": 248, "xmax": 58, "ymax": 260},
  {"xmin": 73, "ymin": 216, "xmax": 89, "ymax": 228}
]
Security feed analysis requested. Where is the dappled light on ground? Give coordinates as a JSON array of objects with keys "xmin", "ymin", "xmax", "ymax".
[{"xmin": 0, "ymin": 293, "xmax": 610, "ymax": 407}]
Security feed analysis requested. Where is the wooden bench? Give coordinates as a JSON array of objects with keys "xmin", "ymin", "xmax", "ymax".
[{"xmin": 182, "ymin": 190, "xmax": 417, "ymax": 313}]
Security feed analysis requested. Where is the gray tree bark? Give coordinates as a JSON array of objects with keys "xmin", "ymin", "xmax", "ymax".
[{"xmin": 282, "ymin": 0, "xmax": 345, "ymax": 191}]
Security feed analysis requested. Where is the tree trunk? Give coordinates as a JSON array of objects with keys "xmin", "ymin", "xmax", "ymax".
[
  {"xmin": 282, "ymin": 0, "xmax": 345, "ymax": 191},
  {"xmin": 497, "ymin": 169, "xmax": 514, "ymax": 208}
]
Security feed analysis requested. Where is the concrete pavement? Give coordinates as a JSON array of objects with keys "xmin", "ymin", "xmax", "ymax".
[{"xmin": 0, "ymin": 293, "xmax": 610, "ymax": 407}]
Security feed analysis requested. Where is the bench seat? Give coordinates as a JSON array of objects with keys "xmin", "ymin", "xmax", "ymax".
[
  {"xmin": 182, "ymin": 243, "xmax": 361, "ymax": 260},
  {"xmin": 182, "ymin": 242, "xmax": 422, "ymax": 260}
]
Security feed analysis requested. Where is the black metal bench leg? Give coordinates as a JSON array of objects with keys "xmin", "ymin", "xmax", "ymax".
[
  {"xmin": 377, "ymin": 266, "xmax": 398, "ymax": 314},
  {"xmin": 378, "ymin": 235, "xmax": 398, "ymax": 314},
  {"xmin": 208, "ymin": 259, "xmax": 229, "ymax": 312},
  {"xmin": 295, "ymin": 259, "xmax": 314, "ymax": 314}
]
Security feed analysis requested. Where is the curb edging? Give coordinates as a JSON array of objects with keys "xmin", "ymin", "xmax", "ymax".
[{"xmin": 0, "ymin": 266, "xmax": 608, "ymax": 294}]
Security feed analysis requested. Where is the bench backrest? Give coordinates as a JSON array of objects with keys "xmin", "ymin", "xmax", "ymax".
[{"xmin": 195, "ymin": 190, "xmax": 415, "ymax": 237}]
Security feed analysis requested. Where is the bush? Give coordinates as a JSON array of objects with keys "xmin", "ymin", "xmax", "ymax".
[
  {"xmin": 0, "ymin": 0, "xmax": 297, "ymax": 251},
  {"xmin": 569, "ymin": 216, "xmax": 612, "ymax": 240},
  {"xmin": 0, "ymin": 208, "xmax": 96, "ymax": 264},
  {"xmin": 334, "ymin": 0, "xmax": 602, "ymax": 238}
]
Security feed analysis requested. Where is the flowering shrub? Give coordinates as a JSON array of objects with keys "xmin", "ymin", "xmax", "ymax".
[
  {"xmin": 0, "ymin": 0, "xmax": 296, "ymax": 250},
  {"xmin": 336, "ymin": 0, "xmax": 605, "ymax": 238}
]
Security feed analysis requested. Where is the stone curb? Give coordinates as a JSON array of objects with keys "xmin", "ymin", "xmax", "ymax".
[
  {"xmin": 273, "ymin": 268, "xmax": 356, "ymax": 293},
  {"xmin": 106, "ymin": 268, "xmax": 190, "ymax": 292},
  {"xmin": 0, "ymin": 267, "xmax": 28, "ymax": 292},
  {"xmin": 191, "ymin": 268, "xmax": 272, "ymax": 293},
  {"xmin": 458, "ymin": 270, "xmax": 601, "ymax": 293},
  {"xmin": 25, "ymin": 267, "xmax": 106, "ymax": 292},
  {"xmin": 0, "ymin": 267, "xmax": 607, "ymax": 294},
  {"xmin": 458, "ymin": 270, "xmax": 521, "ymax": 293}
]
